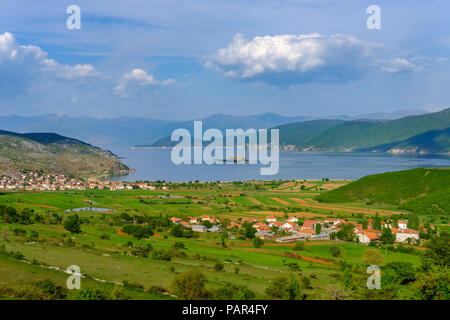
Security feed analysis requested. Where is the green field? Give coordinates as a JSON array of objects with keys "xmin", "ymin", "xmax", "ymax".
[{"xmin": 0, "ymin": 178, "xmax": 446, "ymax": 300}]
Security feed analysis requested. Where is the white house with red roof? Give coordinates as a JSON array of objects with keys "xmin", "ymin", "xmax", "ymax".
[
  {"xmin": 281, "ymin": 222, "xmax": 295, "ymax": 231},
  {"xmin": 393, "ymin": 228, "xmax": 419, "ymax": 242},
  {"xmin": 266, "ymin": 216, "xmax": 277, "ymax": 223}
]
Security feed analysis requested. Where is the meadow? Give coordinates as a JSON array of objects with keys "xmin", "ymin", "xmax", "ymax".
[{"xmin": 0, "ymin": 179, "xmax": 437, "ymax": 300}]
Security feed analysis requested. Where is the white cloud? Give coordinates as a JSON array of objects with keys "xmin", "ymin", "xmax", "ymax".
[
  {"xmin": 382, "ymin": 58, "xmax": 420, "ymax": 73},
  {"xmin": 114, "ymin": 68, "xmax": 175, "ymax": 97},
  {"xmin": 205, "ymin": 33, "xmax": 445, "ymax": 85},
  {"xmin": 0, "ymin": 32, "xmax": 100, "ymax": 96}
]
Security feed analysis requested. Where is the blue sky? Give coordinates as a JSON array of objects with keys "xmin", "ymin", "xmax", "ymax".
[{"xmin": 0, "ymin": 0, "xmax": 449, "ymax": 119}]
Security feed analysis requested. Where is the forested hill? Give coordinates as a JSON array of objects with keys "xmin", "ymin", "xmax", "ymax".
[{"xmin": 276, "ymin": 108, "xmax": 450, "ymax": 153}]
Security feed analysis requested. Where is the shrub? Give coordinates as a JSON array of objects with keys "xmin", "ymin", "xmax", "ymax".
[
  {"xmin": 214, "ymin": 263, "xmax": 224, "ymax": 272},
  {"xmin": 329, "ymin": 246, "xmax": 343, "ymax": 257},
  {"xmin": 64, "ymin": 214, "xmax": 82, "ymax": 234},
  {"xmin": 170, "ymin": 270, "xmax": 211, "ymax": 299},
  {"xmin": 253, "ymin": 237, "xmax": 264, "ymax": 248},
  {"xmin": 363, "ymin": 249, "xmax": 384, "ymax": 265}
]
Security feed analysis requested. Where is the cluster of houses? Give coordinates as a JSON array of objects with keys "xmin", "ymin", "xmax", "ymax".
[
  {"xmin": 0, "ymin": 170, "xmax": 166, "ymax": 191},
  {"xmin": 170, "ymin": 214, "xmax": 420, "ymax": 244},
  {"xmin": 354, "ymin": 219, "xmax": 419, "ymax": 244}
]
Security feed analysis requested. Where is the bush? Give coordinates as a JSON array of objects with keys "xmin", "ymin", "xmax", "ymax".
[
  {"xmin": 170, "ymin": 270, "xmax": 211, "ymax": 299},
  {"xmin": 329, "ymin": 246, "xmax": 343, "ymax": 257},
  {"xmin": 214, "ymin": 282, "xmax": 256, "ymax": 300},
  {"xmin": 173, "ymin": 241, "xmax": 185, "ymax": 250},
  {"xmin": 265, "ymin": 276, "xmax": 306, "ymax": 300},
  {"xmin": 253, "ymin": 237, "xmax": 264, "ymax": 248},
  {"xmin": 152, "ymin": 249, "xmax": 172, "ymax": 261},
  {"xmin": 35, "ymin": 279, "xmax": 67, "ymax": 300},
  {"xmin": 131, "ymin": 244, "xmax": 153, "ymax": 258},
  {"xmin": 72, "ymin": 288, "xmax": 109, "ymax": 300},
  {"xmin": 300, "ymin": 276, "xmax": 312, "ymax": 289},
  {"xmin": 214, "ymin": 263, "xmax": 224, "ymax": 272},
  {"xmin": 100, "ymin": 234, "xmax": 110, "ymax": 240},
  {"xmin": 363, "ymin": 249, "xmax": 384, "ymax": 265},
  {"xmin": 64, "ymin": 214, "xmax": 82, "ymax": 234}
]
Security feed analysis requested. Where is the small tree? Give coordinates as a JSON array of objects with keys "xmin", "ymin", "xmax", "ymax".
[
  {"xmin": 253, "ymin": 237, "xmax": 264, "ymax": 248},
  {"xmin": 380, "ymin": 227, "xmax": 395, "ymax": 244},
  {"xmin": 315, "ymin": 223, "xmax": 322, "ymax": 235},
  {"xmin": 329, "ymin": 246, "xmax": 342, "ymax": 257},
  {"xmin": 265, "ymin": 276, "xmax": 305, "ymax": 300},
  {"xmin": 170, "ymin": 270, "xmax": 210, "ymax": 299},
  {"xmin": 64, "ymin": 214, "xmax": 81, "ymax": 234},
  {"xmin": 214, "ymin": 263, "xmax": 224, "ymax": 272}
]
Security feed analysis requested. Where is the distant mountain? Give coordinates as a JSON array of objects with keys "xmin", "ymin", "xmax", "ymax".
[
  {"xmin": 0, "ymin": 130, "xmax": 131, "ymax": 179},
  {"xmin": 351, "ymin": 109, "xmax": 428, "ymax": 120},
  {"xmin": 316, "ymin": 167, "xmax": 450, "ymax": 215},
  {"xmin": 0, "ymin": 109, "xmax": 428, "ymax": 148},
  {"xmin": 275, "ymin": 108, "xmax": 450, "ymax": 153},
  {"xmin": 0, "ymin": 113, "xmax": 307, "ymax": 147}
]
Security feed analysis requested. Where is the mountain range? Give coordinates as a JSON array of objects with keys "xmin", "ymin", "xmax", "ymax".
[{"xmin": 0, "ymin": 109, "xmax": 428, "ymax": 147}]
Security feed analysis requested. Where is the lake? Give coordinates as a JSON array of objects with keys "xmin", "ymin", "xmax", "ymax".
[{"xmin": 106, "ymin": 146, "xmax": 450, "ymax": 182}]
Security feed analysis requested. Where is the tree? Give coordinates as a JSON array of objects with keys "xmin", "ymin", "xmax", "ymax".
[
  {"xmin": 170, "ymin": 270, "xmax": 210, "ymax": 299},
  {"xmin": 329, "ymin": 246, "xmax": 342, "ymax": 257},
  {"xmin": 380, "ymin": 227, "xmax": 395, "ymax": 244},
  {"xmin": 214, "ymin": 282, "xmax": 255, "ymax": 300},
  {"xmin": 170, "ymin": 224, "xmax": 184, "ymax": 237},
  {"xmin": 382, "ymin": 262, "xmax": 416, "ymax": 286},
  {"xmin": 372, "ymin": 214, "xmax": 382, "ymax": 231},
  {"xmin": 253, "ymin": 237, "xmax": 264, "ymax": 248},
  {"xmin": 265, "ymin": 276, "xmax": 305, "ymax": 300},
  {"xmin": 407, "ymin": 215, "xmax": 420, "ymax": 231},
  {"xmin": 64, "ymin": 214, "xmax": 81, "ymax": 234},
  {"xmin": 315, "ymin": 223, "xmax": 322, "ymax": 235},
  {"xmin": 335, "ymin": 223, "xmax": 355, "ymax": 241},
  {"xmin": 214, "ymin": 263, "xmax": 224, "ymax": 272},
  {"xmin": 423, "ymin": 232, "xmax": 449, "ymax": 269},
  {"xmin": 242, "ymin": 222, "xmax": 256, "ymax": 239},
  {"xmin": 362, "ymin": 249, "xmax": 384, "ymax": 265}
]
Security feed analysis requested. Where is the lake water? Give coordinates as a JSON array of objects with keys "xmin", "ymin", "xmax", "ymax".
[{"xmin": 105, "ymin": 147, "xmax": 450, "ymax": 182}]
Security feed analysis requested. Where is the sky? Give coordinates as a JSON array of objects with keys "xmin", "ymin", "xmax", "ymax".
[{"xmin": 0, "ymin": 0, "xmax": 449, "ymax": 120}]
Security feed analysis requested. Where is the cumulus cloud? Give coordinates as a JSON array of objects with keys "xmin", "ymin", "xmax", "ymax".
[
  {"xmin": 205, "ymin": 33, "xmax": 445, "ymax": 85},
  {"xmin": 114, "ymin": 68, "xmax": 175, "ymax": 98},
  {"xmin": 0, "ymin": 32, "xmax": 100, "ymax": 96}
]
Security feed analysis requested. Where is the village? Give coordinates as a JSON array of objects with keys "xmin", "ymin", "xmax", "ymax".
[
  {"xmin": 170, "ymin": 214, "xmax": 420, "ymax": 245},
  {"xmin": 0, "ymin": 170, "xmax": 164, "ymax": 192}
]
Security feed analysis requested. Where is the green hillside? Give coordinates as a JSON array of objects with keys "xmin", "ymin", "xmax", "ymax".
[
  {"xmin": 316, "ymin": 167, "xmax": 450, "ymax": 215},
  {"xmin": 276, "ymin": 108, "xmax": 450, "ymax": 152},
  {"xmin": 0, "ymin": 130, "xmax": 131, "ymax": 179},
  {"xmin": 361, "ymin": 128, "xmax": 450, "ymax": 154},
  {"xmin": 274, "ymin": 119, "xmax": 345, "ymax": 148}
]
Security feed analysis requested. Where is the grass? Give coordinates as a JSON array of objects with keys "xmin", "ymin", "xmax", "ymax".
[{"xmin": 0, "ymin": 179, "xmax": 432, "ymax": 300}]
